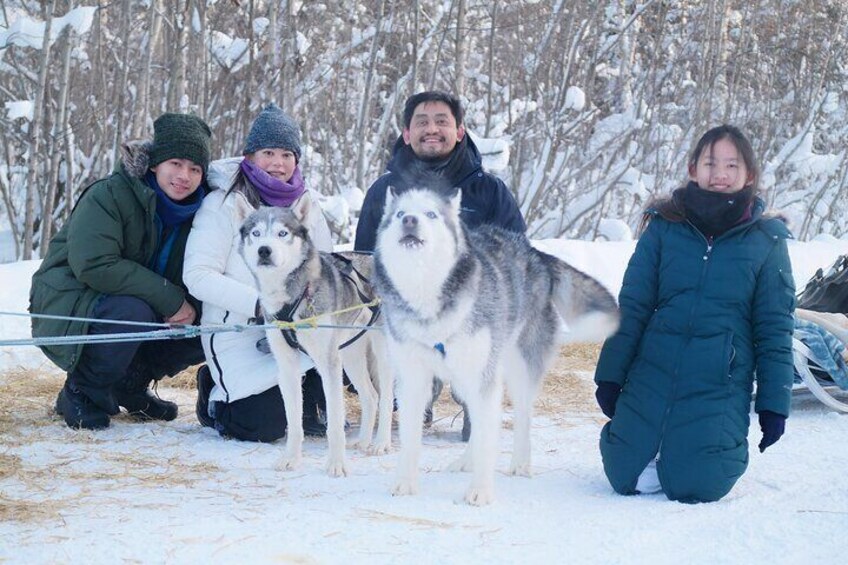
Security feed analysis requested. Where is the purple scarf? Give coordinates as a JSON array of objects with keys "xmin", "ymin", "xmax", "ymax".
[{"xmin": 239, "ymin": 158, "xmax": 305, "ymax": 207}]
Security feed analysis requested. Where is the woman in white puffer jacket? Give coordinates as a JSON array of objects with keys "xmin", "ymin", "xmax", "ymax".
[{"xmin": 184, "ymin": 104, "xmax": 332, "ymax": 442}]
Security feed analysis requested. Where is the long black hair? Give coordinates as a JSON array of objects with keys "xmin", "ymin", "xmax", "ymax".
[{"xmin": 226, "ymin": 168, "xmax": 263, "ymax": 208}]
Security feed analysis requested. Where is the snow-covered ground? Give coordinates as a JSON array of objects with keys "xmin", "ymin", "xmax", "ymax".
[{"xmin": 1, "ymin": 239, "xmax": 847, "ymax": 564}]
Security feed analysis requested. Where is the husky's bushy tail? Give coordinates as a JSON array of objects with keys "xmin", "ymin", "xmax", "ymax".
[{"xmin": 550, "ymin": 259, "xmax": 620, "ymax": 344}]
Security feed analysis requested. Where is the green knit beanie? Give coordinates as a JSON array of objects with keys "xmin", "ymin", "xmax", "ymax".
[{"xmin": 148, "ymin": 113, "xmax": 212, "ymax": 173}]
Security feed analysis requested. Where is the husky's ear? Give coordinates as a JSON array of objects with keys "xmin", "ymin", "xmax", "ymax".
[
  {"xmin": 448, "ymin": 187, "xmax": 462, "ymax": 215},
  {"xmin": 384, "ymin": 185, "xmax": 399, "ymax": 215},
  {"xmin": 233, "ymin": 193, "xmax": 254, "ymax": 225},
  {"xmin": 290, "ymin": 192, "xmax": 312, "ymax": 223}
]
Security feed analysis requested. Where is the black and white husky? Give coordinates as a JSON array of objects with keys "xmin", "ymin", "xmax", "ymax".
[
  {"xmin": 374, "ymin": 188, "xmax": 620, "ymax": 505},
  {"xmin": 238, "ymin": 198, "xmax": 392, "ymax": 477}
]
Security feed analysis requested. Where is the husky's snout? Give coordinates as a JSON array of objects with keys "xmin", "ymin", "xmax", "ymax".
[
  {"xmin": 402, "ymin": 214, "xmax": 418, "ymax": 229},
  {"xmin": 399, "ymin": 214, "xmax": 423, "ymax": 248},
  {"xmin": 257, "ymin": 245, "xmax": 273, "ymax": 266}
]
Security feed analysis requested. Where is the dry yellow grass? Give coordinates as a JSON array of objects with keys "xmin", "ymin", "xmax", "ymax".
[
  {"xmin": 365, "ymin": 342, "xmax": 603, "ymax": 432},
  {"xmin": 0, "ymin": 452, "xmax": 22, "ymax": 480},
  {"xmin": 0, "ymin": 343, "xmax": 601, "ymax": 435},
  {"xmin": 0, "ymin": 364, "xmax": 228, "ymax": 523},
  {"xmin": 167, "ymin": 343, "xmax": 603, "ymax": 418},
  {"xmin": 539, "ymin": 342, "xmax": 602, "ymax": 415},
  {"xmin": 0, "ymin": 493, "xmax": 65, "ymax": 523},
  {"xmin": 168, "ymin": 365, "xmax": 204, "ymax": 390},
  {"xmin": 0, "ymin": 367, "xmax": 61, "ymax": 438},
  {"xmin": 354, "ymin": 508, "xmax": 456, "ymax": 529}
]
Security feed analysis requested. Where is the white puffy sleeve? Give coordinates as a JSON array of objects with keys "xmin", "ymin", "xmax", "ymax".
[
  {"xmin": 305, "ymin": 189, "xmax": 334, "ymax": 253},
  {"xmin": 183, "ymin": 190, "xmax": 260, "ymax": 318}
]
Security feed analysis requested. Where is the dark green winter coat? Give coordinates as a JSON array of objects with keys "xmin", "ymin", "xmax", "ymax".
[
  {"xmin": 29, "ymin": 142, "xmax": 198, "ymax": 372},
  {"xmin": 594, "ymin": 199, "xmax": 795, "ymax": 503}
]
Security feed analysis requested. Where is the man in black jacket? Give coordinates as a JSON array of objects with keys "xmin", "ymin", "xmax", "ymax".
[{"xmin": 354, "ymin": 91, "xmax": 526, "ymax": 440}]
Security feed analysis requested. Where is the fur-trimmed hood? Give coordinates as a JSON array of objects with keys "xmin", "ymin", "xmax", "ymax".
[{"xmin": 119, "ymin": 140, "xmax": 154, "ymax": 179}]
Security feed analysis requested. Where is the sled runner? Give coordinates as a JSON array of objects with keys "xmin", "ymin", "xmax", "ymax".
[
  {"xmin": 792, "ymin": 254, "xmax": 848, "ymax": 413},
  {"xmin": 792, "ymin": 310, "xmax": 848, "ymax": 413}
]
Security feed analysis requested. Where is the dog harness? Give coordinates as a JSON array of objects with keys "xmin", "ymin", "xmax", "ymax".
[
  {"xmin": 272, "ymin": 285, "xmax": 313, "ymax": 352},
  {"xmin": 264, "ymin": 252, "xmax": 381, "ymax": 353}
]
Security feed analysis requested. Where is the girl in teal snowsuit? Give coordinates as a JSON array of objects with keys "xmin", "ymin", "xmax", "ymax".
[{"xmin": 594, "ymin": 125, "xmax": 796, "ymax": 503}]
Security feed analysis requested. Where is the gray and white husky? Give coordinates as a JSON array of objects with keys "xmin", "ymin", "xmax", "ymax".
[
  {"xmin": 238, "ymin": 198, "xmax": 393, "ymax": 477},
  {"xmin": 374, "ymin": 187, "xmax": 620, "ymax": 505}
]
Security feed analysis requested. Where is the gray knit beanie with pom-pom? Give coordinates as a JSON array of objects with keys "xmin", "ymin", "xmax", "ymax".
[{"xmin": 242, "ymin": 103, "xmax": 302, "ymax": 161}]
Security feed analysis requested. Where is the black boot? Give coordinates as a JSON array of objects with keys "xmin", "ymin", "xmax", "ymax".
[
  {"xmin": 303, "ymin": 409, "xmax": 328, "ymax": 437},
  {"xmin": 195, "ymin": 365, "xmax": 215, "ymax": 428},
  {"xmin": 301, "ymin": 369, "xmax": 351, "ymax": 436},
  {"xmin": 302, "ymin": 369, "xmax": 328, "ymax": 437},
  {"xmin": 461, "ymin": 407, "xmax": 471, "ymax": 442},
  {"xmin": 423, "ymin": 378, "xmax": 444, "ymax": 427},
  {"xmin": 451, "ymin": 390, "xmax": 471, "ymax": 442},
  {"xmin": 112, "ymin": 362, "xmax": 178, "ymax": 421},
  {"xmin": 55, "ymin": 383, "xmax": 110, "ymax": 430}
]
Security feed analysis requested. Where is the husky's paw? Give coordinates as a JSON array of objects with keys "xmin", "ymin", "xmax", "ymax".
[
  {"xmin": 464, "ymin": 485, "xmax": 495, "ymax": 506},
  {"xmin": 276, "ymin": 453, "xmax": 302, "ymax": 472},
  {"xmin": 325, "ymin": 456, "xmax": 348, "ymax": 478},
  {"xmin": 391, "ymin": 478, "xmax": 419, "ymax": 497},
  {"xmin": 367, "ymin": 441, "xmax": 392, "ymax": 456},
  {"xmin": 446, "ymin": 454, "xmax": 472, "ymax": 473},
  {"xmin": 508, "ymin": 460, "xmax": 532, "ymax": 477},
  {"xmin": 348, "ymin": 438, "xmax": 372, "ymax": 453}
]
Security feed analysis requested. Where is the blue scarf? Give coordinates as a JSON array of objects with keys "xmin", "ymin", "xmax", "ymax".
[
  {"xmin": 145, "ymin": 172, "xmax": 205, "ymax": 274},
  {"xmin": 145, "ymin": 171, "xmax": 206, "ymax": 228},
  {"xmin": 239, "ymin": 158, "xmax": 305, "ymax": 207}
]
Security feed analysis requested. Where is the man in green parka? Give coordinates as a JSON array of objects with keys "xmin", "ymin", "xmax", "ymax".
[{"xmin": 30, "ymin": 113, "xmax": 212, "ymax": 430}]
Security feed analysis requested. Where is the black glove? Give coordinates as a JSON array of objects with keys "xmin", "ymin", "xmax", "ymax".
[
  {"xmin": 248, "ymin": 300, "xmax": 265, "ymax": 326},
  {"xmin": 758, "ymin": 410, "xmax": 786, "ymax": 453},
  {"xmin": 256, "ymin": 337, "xmax": 271, "ymax": 355},
  {"xmin": 595, "ymin": 381, "xmax": 622, "ymax": 418}
]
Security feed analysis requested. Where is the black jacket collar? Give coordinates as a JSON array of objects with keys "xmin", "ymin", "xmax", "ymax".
[{"xmin": 386, "ymin": 134, "xmax": 482, "ymax": 191}]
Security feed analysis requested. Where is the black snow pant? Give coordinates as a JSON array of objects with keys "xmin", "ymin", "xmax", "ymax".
[
  {"xmin": 67, "ymin": 295, "xmax": 204, "ymax": 414},
  {"xmin": 209, "ymin": 368, "xmax": 325, "ymax": 443}
]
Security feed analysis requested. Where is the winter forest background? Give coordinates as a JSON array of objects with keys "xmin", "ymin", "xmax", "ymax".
[{"xmin": 2, "ymin": 0, "xmax": 848, "ymax": 262}]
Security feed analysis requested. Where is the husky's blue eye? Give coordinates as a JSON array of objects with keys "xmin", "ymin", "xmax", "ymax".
[
  {"xmin": 395, "ymin": 210, "xmax": 404, "ymax": 219},
  {"xmin": 278, "ymin": 230, "xmax": 288, "ymax": 238},
  {"xmin": 251, "ymin": 229, "xmax": 260, "ymax": 237},
  {"xmin": 425, "ymin": 211, "xmax": 437, "ymax": 219}
]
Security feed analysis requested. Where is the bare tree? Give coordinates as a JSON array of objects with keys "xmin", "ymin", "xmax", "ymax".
[
  {"xmin": 166, "ymin": 0, "xmax": 193, "ymax": 111},
  {"xmin": 7, "ymin": 0, "xmax": 848, "ymax": 261},
  {"xmin": 354, "ymin": 0, "xmax": 389, "ymax": 190},
  {"xmin": 23, "ymin": 0, "xmax": 58, "ymax": 259},
  {"xmin": 484, "ymin": 0, "xmax": 498, "ymax": 136},
  {"xmin": 453, "ymin": 0, "xmax": 467, "ymax": 97},
  {"xmin": 410, "ymin": 0, "xmax": 419, "ymax": 96},
  {"xmin": 133, "ymin": 0, "xmax": 162, "ymax": 137},
  {"xmin": 111, "ymin": 0, "xmax": 133, "ymax": 163},
  {"xmin": 0, "ymin": 132, "xmax": 21, "ymax": 258},
  {"xmin": 279, "ymin": 0, "xmax": 297, "ymax": 108},
  {"xmin": 41, "ymin": 15, "xmax": 76, "ymax": 250}
]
